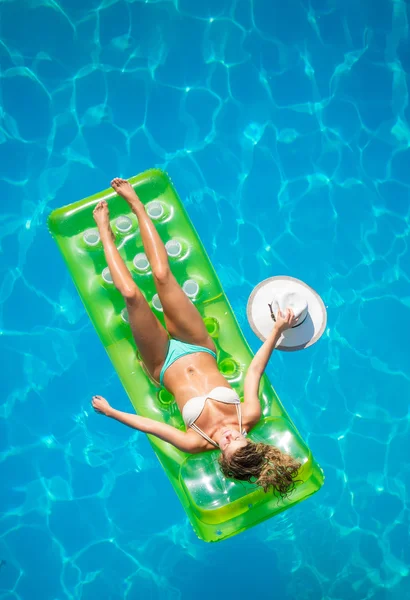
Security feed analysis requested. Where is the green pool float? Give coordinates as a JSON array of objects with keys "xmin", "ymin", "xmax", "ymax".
[{"xmin": 48, "ymin": 169, "xmax": 324, "ymax": 542}]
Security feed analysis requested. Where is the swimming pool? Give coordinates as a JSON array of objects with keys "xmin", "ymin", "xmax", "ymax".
[{"xmin": 1, "ymin": 0, "xmax": 409, "ymax": 598}]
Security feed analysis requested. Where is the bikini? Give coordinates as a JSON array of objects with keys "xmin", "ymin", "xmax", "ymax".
[
  {"xmin": 159, "ymin": 339, "xmax": 245, "ymax": 449},
  {"xmin": 159, "ymin": 339, "xmax": 217, "ymax": 387},
  {"xmin": 183, "ymin": 386, "xmax": 245, "ymax": 448}
]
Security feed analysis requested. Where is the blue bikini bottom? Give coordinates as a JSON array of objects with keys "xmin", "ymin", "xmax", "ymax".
[{"xmin": 159, "ymin": 339, "xmax": 217, "ymax": 386}]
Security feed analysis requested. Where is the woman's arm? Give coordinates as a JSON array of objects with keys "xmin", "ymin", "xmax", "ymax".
[
  {"xmin": 243, "ymin": 310, "xmax": 295, "ymax": 420},
  {"xmin": 91, "ymin": 395, "xmax": 196, "ymax": 453},
  {"xmin": 247, "ymin": 323, "xmax": 284, "ymax": 375}
]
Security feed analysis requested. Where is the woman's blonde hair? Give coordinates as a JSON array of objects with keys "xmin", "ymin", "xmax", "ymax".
[{"xmin": 219, "ymin": 440, "xmax": 301, "ymax": 498}]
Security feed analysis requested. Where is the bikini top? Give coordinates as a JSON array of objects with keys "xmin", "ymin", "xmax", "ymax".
[{"xmin": 182, "ymin": 386, "xmax": 245, "ymax": 449}]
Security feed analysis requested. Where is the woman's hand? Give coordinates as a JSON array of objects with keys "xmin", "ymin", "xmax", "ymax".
[
  {"xmin": 92, "ymin": 395, "xmax": 112, "ymax": 416},
  {"xmin": 275, "ymin": 308, "xmax": 296, "ymax": 333}
]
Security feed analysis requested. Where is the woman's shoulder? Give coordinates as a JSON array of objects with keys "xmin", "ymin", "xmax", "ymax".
[
  {"xmin": 241, "ymin": 405, "xmax": 261, "ymax": 431},
  {"xmin": 185, "ymin": 429, "xmax": 215, "ymax": 453}
]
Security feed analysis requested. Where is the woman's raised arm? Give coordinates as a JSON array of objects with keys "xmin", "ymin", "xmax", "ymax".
[{"xmin": 243, "ymin": 310, "xmax": 295, "ymax": 420}]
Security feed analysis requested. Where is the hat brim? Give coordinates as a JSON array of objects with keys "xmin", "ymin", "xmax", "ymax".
[{"xmin": 246, "ymin": 276, "xmax": 327, "ymax": 351}]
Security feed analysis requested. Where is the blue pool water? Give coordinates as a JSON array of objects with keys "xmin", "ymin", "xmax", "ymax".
[{"xmin": 1, "ymin": 0, "xmax": 410, "ymax": 598}]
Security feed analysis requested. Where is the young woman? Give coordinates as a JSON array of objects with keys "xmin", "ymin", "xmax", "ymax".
[{"xmin": 92, "ymin": 178, "xmax": 301, "ymax": 497}]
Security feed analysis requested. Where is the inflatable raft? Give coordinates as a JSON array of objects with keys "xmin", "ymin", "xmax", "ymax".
[{"xmin": 48, "ymin": 169, "xmax": 324, "ymax": 542}]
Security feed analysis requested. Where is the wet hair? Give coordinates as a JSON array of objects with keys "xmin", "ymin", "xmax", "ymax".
[{"xmin": 219, "ymin": 440, "xmax": 302, "ymax": 499}]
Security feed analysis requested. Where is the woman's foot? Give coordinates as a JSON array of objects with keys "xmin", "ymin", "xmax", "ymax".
[
  {"xmin": 111, "ymin": 177, "xmax": 140, "ymax": 207},
  {"xmin": 93, "ymin": 200, "xmax": 115, "ymax": 242}
]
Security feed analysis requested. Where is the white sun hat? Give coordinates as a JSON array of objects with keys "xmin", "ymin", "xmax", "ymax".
[{"xmin": 247, "ymin": 276, "xmax": 327, "ymax": 351}]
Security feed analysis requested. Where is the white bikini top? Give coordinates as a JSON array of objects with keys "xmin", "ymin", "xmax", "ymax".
[{"xmin": 182, "ymin": 386, "xmax": 245, "ymax": 449}]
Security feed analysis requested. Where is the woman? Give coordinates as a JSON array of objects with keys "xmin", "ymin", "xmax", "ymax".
[{"xmin": 92, "ymin": 178, "xmax": 301, "ymax": 497}]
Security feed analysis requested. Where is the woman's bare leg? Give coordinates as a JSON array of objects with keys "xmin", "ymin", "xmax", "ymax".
[
  {"xmin": 93, "ymin": 200, "xmax": 170, "ymax": 379},
  {"xmin": 110, "ymin": 178, "xmax": 215, "ymax": 350}
]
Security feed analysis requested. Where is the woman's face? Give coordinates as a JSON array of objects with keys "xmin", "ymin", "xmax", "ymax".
[{"xmin": 219, "ymin": 428, "xmax": 247, "ymax": 458}]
